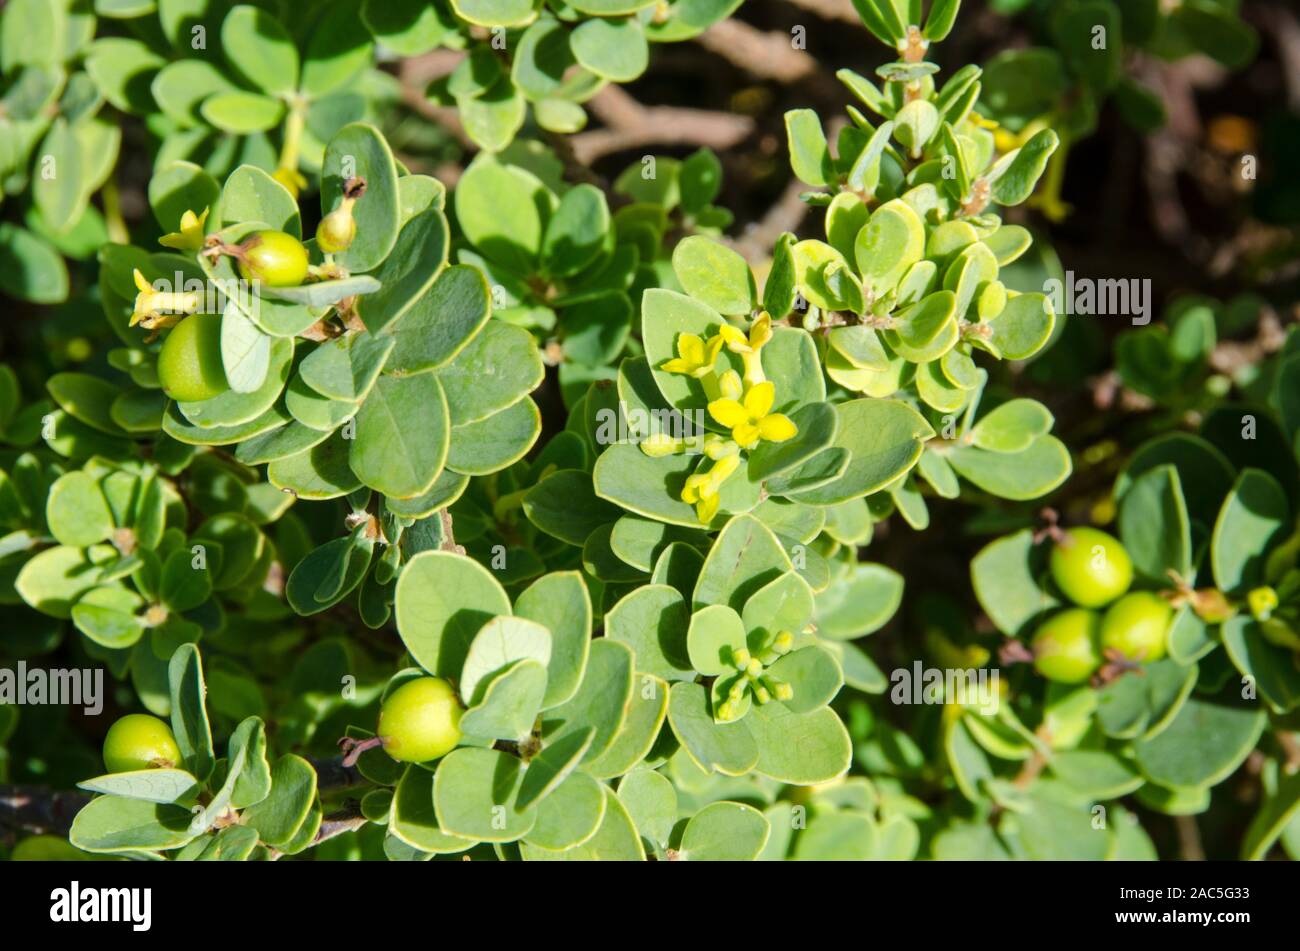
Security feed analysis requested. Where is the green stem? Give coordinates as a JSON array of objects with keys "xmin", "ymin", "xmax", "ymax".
[{"xmin": 101, "ymin": 178, "xmax": 129, "ymax": 244}]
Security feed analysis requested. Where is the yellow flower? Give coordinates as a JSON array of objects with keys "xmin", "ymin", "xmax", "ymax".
[
  {"xmin": 707, "ymin": 381, "xmax": 797, "ymax": 450},
  {"xmin": 680, "ymin": 453, "xmax": 740, "ymax": 524},
  {"xmin": 130, "ymin": 269, "xmax": 200, "ymax": 329},
  {"xmin": 661, "ymin": 332, "xmax": 724, "ymax": 378},
  {"xmin": 158, "ymin": 208, "xmax": 210, "ymax": 253},
  {"xmin": 719, "ymin": 314, "xmax": 773, "ymax": 385},
  {"xmin": 718, "ymin": 313, "xmax": 773, "ymax": 354}
]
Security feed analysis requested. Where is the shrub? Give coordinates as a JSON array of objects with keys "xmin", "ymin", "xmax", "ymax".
[{"xmin": 0, "ymin": 0, "xmax": 1292, "ymax": 863}]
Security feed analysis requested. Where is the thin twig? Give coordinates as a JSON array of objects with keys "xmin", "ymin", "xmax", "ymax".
[{"xmin": 572, "ymin": 86, "xmax": 754, "ymax": 164}]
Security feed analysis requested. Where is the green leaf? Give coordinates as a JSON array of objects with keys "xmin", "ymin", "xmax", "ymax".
[
  {"xmin": 387, "ymin": 765, "xmax": 474, "ymax": 854},
  {"xmin": 681, "ymin": 801, "xmax": 769, "ymax": 860},
  {"xmin": 356, "ymin": 208, "xmax": 449, "ymax": 333},
  {"xmin": 855, "ymin": 199, "xmax": 925, "ymax": 300},
  {"xmin": 435, "ymin": 321, "xmax": 544, "ymax": 426},
  {"xmin": 971, "ymin": 399, "xmax": 1053, "ymax": 453},
  {"xmin": 395, "ymin": 550, "xmax": 512, "ymax": 678},
  {"xmin": 16, "ymin": 545, "xmax": 105, "ymax": 618},
  {"xmin": 0, "ymin": 223, "xmax": 69, "ymax": 303},
  {"xmin": 541, "ymin": 184, "xmax": 609, "ymax": 278},
  {"xmin": 571, "ymin": 17, "xmax": 649, "ymax": 83},
  {"xmin": 785, "ymin": 109, "xmax": 833, "ymax": 187},
  {"xmin": 988, "ymin": 292, "xmax": 1055, "ymax": 360},
  {"xmin": 200, "ymin": 91, "xmax": 286, "ymax": 134},
  {"xmin": 460, "ymin": 615, "xmax": 552, "ymax": 706},
  {"xmin": 1134, "ymin": 693, "xmax": 1266, "ymax": 789},
  {"xmin": 361, "ymin": 0, "xmax": 455, "ymax": 55},
  {"xmin": 455, "ymin": 154, "xmax": 552, "ymax": 276},
  {"xmin": 434, "ymin": 747, "xmax": 535, "ymax": 842},
  {"xmin": 1119, "ymin": 464, "xmax": 1192, "ymax": 583},
  {"xmin": 33, "ymin": 120, "xmax": 86, "ymax": 233},
  {"xmin": 667, "ymin": 681, "xmax": 759, "ymax": 776},
  {"xmin": 748, "ymin": 701, "xmax": 851, "ymax": 784},
  {"xmin": 520, "ymin": 785, "xmax": 644, "ymax": 860},
  {"xmin": 671, "ymin": 236, "xmax": 756, "ymax": 316},
  {"xmin": 169, "ymin": 643, "xmax": 214, "ymax": 783},
  {"xmin": 693, "ymin": 514, "xmax": 791, "ymax": 612},
  {"xmin": 85, "ymin": 38, "xmax": 165, "ymax": 114},
  {"xmin": 460, "ymin": 659, "xmax": 549, "ymax": 743},
  {"xmin": 69, "ymin": 796, "xmax": 197, "ymax": 854},
  {"xmin": 788, "ymin": 399, "xmax": 932, "ymax": 505},
  {"xmin": 322, "ymin": 123, "xmax": 401, "ymax": 273},
  {"xmin": 606, "ymin": 585, "xmax": 694, "ymax": 682},
  {"xmin": 514, "ymin": 571, "xmax": 592, "ymax": 709},
  {"xmin": 386, "ymin": 265, "xmax": 492, "ymax": 373},
  {"xmin": 77, "ymin": 769, "xmax": 201, "ymax": 806},
  {"xmin": 240, "ymin": 754, "xmax": 318, "ymax": 848},
  {"xmin": 585, "ymin": 675, "xmax": 669, "ymax": 779},
  {"xmin": 524, "ymin": 771, "xmax": 607, "ymax": 852},
  {"xmin": 970, "ymin": 529, "xmax": 1057, "ymax": 638},
  {"xmin": 542, "ymin": 638, "xmax": 634, "ymax": 763},
  {"xmin": 221, "ymin": 4, "xmax": 299, "ymax": 95},
  {"xmin": 687, "ymin": 604, "xmax": 748, "ymax": 678},
  {"xmin": 524, "ymin": 469, "xmax": 621, "ymax": 546},
  {"xmin": 1172, "ymin": 0, "xmax": 1258, "ymax": 70},
  {"xmin": 220, "ymin": 164, "xmax": 301, "ymax": 237},
  {"xmin": 350, "ymin": 373, "xmax": 450, "ymax": 499},
  {"xmin": 1221, "ymin": 616, "xmax": 1300, "ymax": 715},
  {"xmin": 616, "ymin": 768, "xmax": 676, "ymax": 850},
  {"xmin": 1211, "ymin": 469, "xmax": 1288, "ymax": 595},
  {"xmin": 947, "ymin": 436, "xmax": 1072, "ymax": 501},
  {"xmin": 301, "ymin": 0, "xmax": 374, "ymax": 97},
  {"xmin": 1242, "ymin": 769, "xmax": 1300, "ymax": 861},
  {"xmin": 990, "ymin": 130, "xmax": 1059, "ymax": 206},
  {"xmin": 609, "ymin": 517, "xmax": 706, "ymax": 574},
  {"xmin": 46, "ymin": 471, "xmax": 115, "ymax": 548},
  {"xmin": 299, "ymin": 332, "xmax": 394, "ymax": 403},
  {"xmin": 220, "ymin": 303, "xmax": 272, "ymax": 395},
  {"xmin": 47, "ymin": 372, "xmax": 127, "ymax": 436},
  {"xmin": 447, "ymin": 397, "xmax": 540, "ymax": 476}
]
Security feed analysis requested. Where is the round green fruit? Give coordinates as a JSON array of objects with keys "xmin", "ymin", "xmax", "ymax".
[
  {"xmin": 1100, "ymin": 591, "xmax": 1171, "ymax": 662},
  {"xmin": 157, "ymin": 313, "xmax": 228, "ymax": 403},
  {"xmin": 377, "ymin": 676, "xmax": 462, "ymax": 764},
  {"xmin": 1031, "ymin": 608, "xmax": 1103, "ymax": 684},
  {"xmin": 316, "ymin": 206, "xmax": 356, "ymax": 254},
  {"xmin": 236, "ymin": 230, "xmax": 309, "ymax": 287},
  {"xmin": 102, "ymin": 713, "xmax": 182, "ymax": 773},
  {"xmin": 1050, "ymin": 527, "xmax": 1133, "ymax": 608}
]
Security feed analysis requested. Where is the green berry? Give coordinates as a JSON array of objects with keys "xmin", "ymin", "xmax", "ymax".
[
  {"xmin": 376, "ymin": 676, "xmax": 462, "ymax": 764},
  {"xmin": 102, "ymin": 713, "xmax": 182, "ymax": 773},
  {"xmin": 1031, "ymin": 608, "xmax": 1103, "ymax": 684},
  {"xmin": 236, "ymin": 230, "xmax": 309, "ymax": 287},
  {"xmin": 157, "ymin": 313, "xmax": 228, "ymax": 403},
  {"xmin": 1050, "ymin": 527, "xmax": 1132, "ymax": 608},
  {"xmin": 1099, "ymin": 591, "xmax": 1171, "ymax": 662},
  {"xmin": 316, "ymin": 205, "xmax": 357, "ymax": 254}
]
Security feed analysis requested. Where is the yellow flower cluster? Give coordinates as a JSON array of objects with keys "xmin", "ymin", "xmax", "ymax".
[
  {"xmin": 649, "ymin": 314, "xmax": 798, "ymax": 525},
  {"xmin": 716, "ymin": 629, "xmax": 796, "ymax": 722}
]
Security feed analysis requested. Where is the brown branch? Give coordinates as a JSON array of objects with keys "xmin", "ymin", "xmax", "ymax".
[
  {"xmin": 781, "ymin": 0, "xmax": 861, "ymax": 24},
  {"xmin": 0, "ymin": 785, "xmax": 91, "ymax": 839},
  {"xmin": 728, "ymin": 178, "xmax": 811, "ymax": 264},
  {"xmin": 695, "ymin": 19, "xmax": 820, "ymax": 84},
  {"xmin": 572, "ymin": 86, "xmax": 755, "ymax": 164}
]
